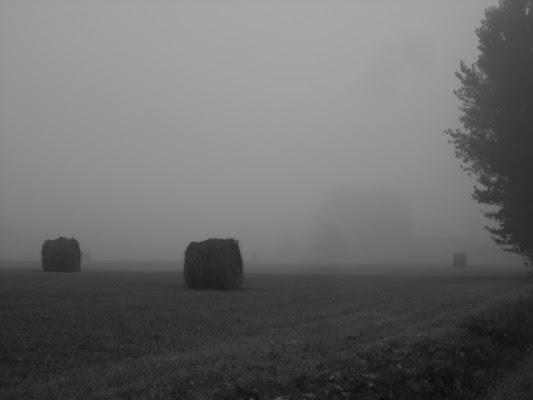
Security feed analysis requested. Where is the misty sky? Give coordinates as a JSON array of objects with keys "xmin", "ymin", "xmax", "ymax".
[{"xmin": 1, "ymin": 1, "xmax": 518, "ymax": 264}]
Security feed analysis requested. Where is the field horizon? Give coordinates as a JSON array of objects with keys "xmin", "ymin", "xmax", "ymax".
[{"xmin": 0, "ymin": 259, "xmax": 528, "ymax": 274}]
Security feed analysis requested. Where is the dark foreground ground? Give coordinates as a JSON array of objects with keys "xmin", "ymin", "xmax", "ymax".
[{"xmin": 0, "ymin": 262, "xmax": 532, "ymax": 399}]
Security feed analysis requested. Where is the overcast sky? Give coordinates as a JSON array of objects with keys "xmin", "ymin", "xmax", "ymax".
[{"xmin": 1, "ymin": 1, "xmax": 519, "ymax": 264}]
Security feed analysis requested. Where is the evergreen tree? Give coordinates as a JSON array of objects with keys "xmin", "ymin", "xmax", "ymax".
[{"xmin": 446, "ymin": 0, "xmax": 533, "ymax": 265}]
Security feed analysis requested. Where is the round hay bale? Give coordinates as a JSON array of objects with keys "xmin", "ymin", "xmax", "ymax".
[
  {"xmin": 184, "ymin": 238, "xmax": 244, "ymax": 290},
  {"xmin": 453, "ymin": 252, "xmax": 467, "ymax": 268},
  {"xmin": 41, "ymin": 237, "xmax": 82, "ymax": 272}
]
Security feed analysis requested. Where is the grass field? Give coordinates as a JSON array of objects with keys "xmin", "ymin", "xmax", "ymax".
[{"xmin": 1, "ymin": 262, "xmax": 532, "ymax": 399}]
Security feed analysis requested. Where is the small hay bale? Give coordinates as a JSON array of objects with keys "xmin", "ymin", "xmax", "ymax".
[
  {"xmin": 453, "ymin": 252, "xmax": 467, "ymax": 268},
  {"xmin": 41, "ymin": 237, "xmax": 81, "ymax": 272},
  {"xmin": 184, "ymin": 238, "xmax": 244, "ymax": 290}
]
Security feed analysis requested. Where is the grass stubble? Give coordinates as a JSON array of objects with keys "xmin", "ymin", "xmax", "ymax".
[{"xmin": 0, "ymin": 263, "xmax": 532, "ymax": 399}]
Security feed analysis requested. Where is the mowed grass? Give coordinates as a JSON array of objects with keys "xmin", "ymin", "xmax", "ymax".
[{"xmin": 1, "ymin": 263, "xmax": 531, "ymax": 399}]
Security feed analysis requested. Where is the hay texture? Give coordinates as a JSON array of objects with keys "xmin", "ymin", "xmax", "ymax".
[
  {"xmin": 184, "ymin": 238, "xmax": 243, "ymax": 290},
  {"xmin": 453, "ymin": 253, "xmax": 467, "ymax": 268},
  {"xmin": 41, "ymin": 237, "xmax": 81, "ymax": 272}
]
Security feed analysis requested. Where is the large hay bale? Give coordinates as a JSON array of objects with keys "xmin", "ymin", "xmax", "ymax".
[
  {"xmin": 453, "ymin": 252, "xmax": 467, "ymax": 268},
  {"xmin": 184, "ymin": 238, "xmax": 243, "ymax": 290},
  {"xmin": 41, "ymin": 237, "xmax": 81, "ymax": 272}
]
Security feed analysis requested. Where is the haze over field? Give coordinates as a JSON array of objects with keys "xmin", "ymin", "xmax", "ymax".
[{"xmin": 0, "ymin": 1, "xmax": 520, "ymax": 264}]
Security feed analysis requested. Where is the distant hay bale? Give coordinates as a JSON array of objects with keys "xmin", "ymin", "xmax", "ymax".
[
  {"xmin": 184, "ymin": 238, "xmax": 244, "ymax": 290},
  {"xmin": 41, "ymin": 237, "xmax": 81, "ymax": 272},
  {"xmin": 453, "ymin": 253, "xmax": 467, "ymax": 268}
]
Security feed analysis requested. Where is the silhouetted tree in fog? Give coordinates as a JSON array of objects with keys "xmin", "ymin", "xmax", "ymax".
[
  {"xmin": 311, "ymin": 216, "xmax": 348, "ymax": 261},
  {"xmin": 312, "ymin": 188, "xmax": 414, "ymax": 262},
  {"xmin": 446, "ymin": 0, "xmax": 533, "ymax": 266}
]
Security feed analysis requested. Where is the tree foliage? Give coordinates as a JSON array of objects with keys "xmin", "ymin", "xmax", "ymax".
[{"xmin": 446, "ymin": 0, "xmax": 533, "ymax": 265}]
